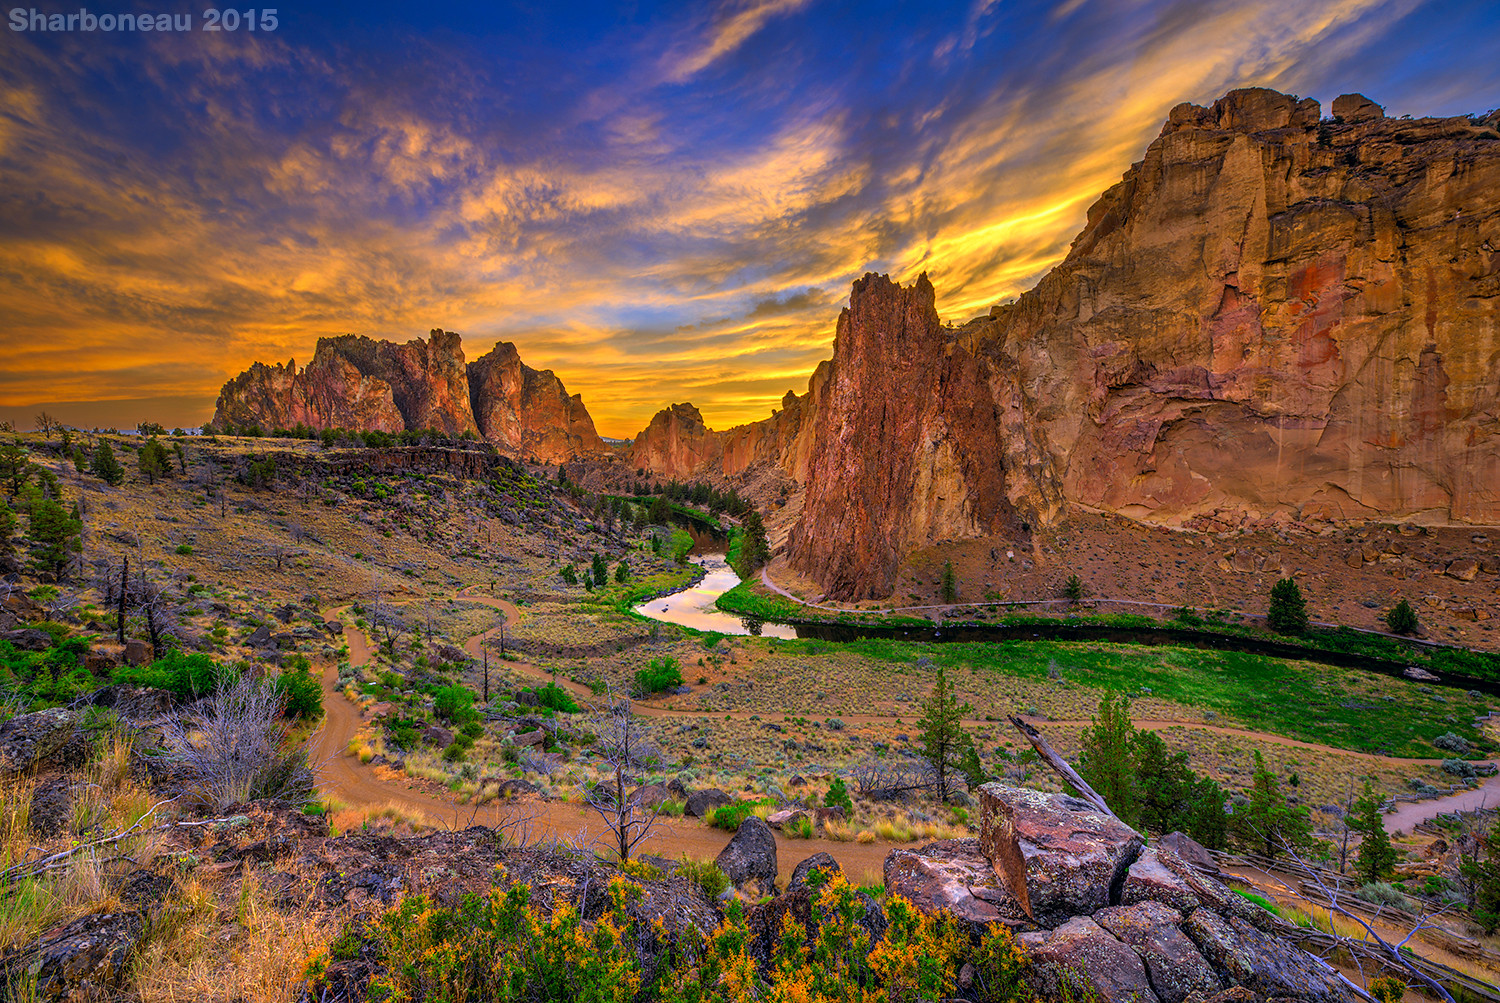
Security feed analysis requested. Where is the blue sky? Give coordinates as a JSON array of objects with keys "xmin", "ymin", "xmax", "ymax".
[{"xmin": 2, "ymin": 0, "xmax": 1498, "ymax": 434}]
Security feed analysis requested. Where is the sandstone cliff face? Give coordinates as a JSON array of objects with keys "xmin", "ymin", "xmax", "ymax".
[
  {"xmin": 215, "ymin": 330, "xmax": 603, "ymax": 462},
  {"xmin": 789, "ymin": 88, "xmax": 1500, "ymax": 598},
  {"xmin": 626, "ymin": 403, "xmax": 723, "ymax": 479},
  {"xmin": 467, "ymin": 342, "xmax": 606, "ymax": 463}
]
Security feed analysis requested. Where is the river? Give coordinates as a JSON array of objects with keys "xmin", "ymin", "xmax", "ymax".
[{"xmin": 631, "ymin": 555, "xmax": 798, "ymax": 638}]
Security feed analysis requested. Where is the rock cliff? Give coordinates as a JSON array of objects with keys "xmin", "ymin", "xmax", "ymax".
[
  {"xmin": 467, "ymin": 342, "xmax": 607, "ymax": 462},
  {"xmin": 214, "ymin": 330, "xmax": 604, "ymax": 462},
  {"xmin": 788, "ymin": 88, "xmax": 1500, "ymax": 598}
]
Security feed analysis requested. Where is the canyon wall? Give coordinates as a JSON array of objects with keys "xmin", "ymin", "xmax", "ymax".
[
  {"xmin": 787, "ymin": 88, "xmax": 1500, "ymax": 597},
  {"xmin": 214, "ymin": 330, "xmax": 604, "ymax": 463}
]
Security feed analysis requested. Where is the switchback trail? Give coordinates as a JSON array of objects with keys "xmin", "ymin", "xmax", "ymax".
[{"xmin": 305, "ymin": 597, "xmax": 897, "ymax": 884}]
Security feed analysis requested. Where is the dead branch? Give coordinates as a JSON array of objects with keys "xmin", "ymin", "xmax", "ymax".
[{"xmin": 1008, "ymin": 715, "xmax": 1119, "ymax": 820}]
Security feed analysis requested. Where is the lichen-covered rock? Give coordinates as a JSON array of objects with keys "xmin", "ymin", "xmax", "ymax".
[
  {"xmin": 715, "ymin": 816, "xmax": 777, "ymax": 891},
  {"xmin": 6, "ymin": 911, "xmax": 143, "ymax": 1001},
  {"xmin": 882, "ymin": 839, "xmax": 1029, "ymax": 933},
  {"xmin": 976, "ymin": 783, "xmax": 1143, "ymax": 925},
  {"xmin": 0, "ymin": 707, "xmax": 79, "ymax": 777},
  {"xmin": 1020, "ymin": 916, "xmax": 1159, "ymax": 1003},
  {"xmin": 1183, "ymin": 908, "xmax": 1351, "ymax": 1003},
  {"xmin": 787, "ymin": 852, "xmax": 841, "ymax": 893},
  {"xmin": 1095, "ymin": 901, "xmax": 1222, "ymax": 1003}
]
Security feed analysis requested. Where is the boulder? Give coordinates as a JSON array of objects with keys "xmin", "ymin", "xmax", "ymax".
[
  {"xmin": 1158, "ymin": 832, "xmax": 1219, "ymax": 876},
  {"xmin": 766, "ymin": 809, "xmax": 807, "ymax": 830},
  {"xmin": 0, "ymin": 707, "xmax": 79, "ymax": 777},
  {"xmin": 977, "ymin": 783, "xmax": 1144, "ymax": 925},
  {"xmin": 667, "ymin": 777, "xmax": 690, "ymax": 800},
  {"xmin": 1183, "ymin": 908, "xmax": 1350, "ymax": 1003},
  {"xmin": 629, "ymin": 783, "xmax": 670, "ymax": 808},
  {"xmin": 9, "ymin": 911, "xmax": 143, "ymax": 1000},
  {"xmin": 1020, "ymin": 915, "xmax": 1159, "ymax": 1003},
  {"xmin": 714, "ymin": 816, "xmax": 777, "ymax": 891},
  {"xmin": 883, "ymin": 839, "xmax": 1029, "ymax": 934},
  {"xmin": 788, "ymin": 852, "xmax": 841, "ymax": 893},
  {"xmin": 685, "ymin": 788, "xmax": 732, "ymax": 817},
  {"xmin": 814, "ymin": 805, "xmax": 848, "ymax": 824},
  {"xmin": 509, "ymin": 728, "xmax": 546, "ymax": 749},
  {"xmin": 421, "ymin": 724, "xmax": 455, "ymax": 748},
  {"xmin": 1094, "ymin": 901, "xmax": 1222, "ymax": 1003},
  {"xmin": 1122, "ymin": 847, "xmax": 1270, "ymax": 930},
  {"xmin": 1, "ymin": 629, "xmax": 54, "ymax": 651},
  {"xmin": 1403, "ymin": 666, "xmax": 1440, "ymax": 682},
  {"xmin": 1447, "ymin": 558, "xmax": 1480, "ymax": 582},
  {"xmin": 1332, "ymin": 93, "xmax": 1384, "ymax": 123},
  {"xmin": 123, "ymin": 638, "xmax": 152, "ymax": 666}
]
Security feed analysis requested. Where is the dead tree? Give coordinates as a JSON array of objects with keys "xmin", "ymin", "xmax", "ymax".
[
  {"xmin": 1009, "ymin": 715, "xmax": 1119, "ymax": 820},
  {"xmin": 578, "ymin": 690, "xmax": 663, "ymax": 864}
]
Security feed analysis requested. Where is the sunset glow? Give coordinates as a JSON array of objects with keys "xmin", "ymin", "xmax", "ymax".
[{"xmin": 2, "ymin": 0, "xmax": 1498, "ymax": 435}]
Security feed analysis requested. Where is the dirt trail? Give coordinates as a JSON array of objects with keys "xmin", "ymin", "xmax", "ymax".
[
  {"xmin": 305, "ymin": 600, "xmax": 896, "ymax": 885},
  {"xmin": 1382, "ymin": 774, "xmax": 1500, "ymax": 834}
]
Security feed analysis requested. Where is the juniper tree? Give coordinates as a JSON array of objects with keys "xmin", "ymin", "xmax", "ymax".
[
  {"xmin": 1349, "ymin": 780, "xmax": 1397, "ymax": 884},
  {"xmin": 1266, "ymin": 577, "xmax": 1308, "ymax": 635},
  {"xmin": 26, "ymin": 492, "xmax": 81, "ymax": 579},
  {"xmin": 138, "ymin": 437, "xmax": 171, "ymax": 484},
  {"xmin": 591, "ymin": 552, "xmax": 608, "ymax": 587},
  {"xmin": 1232, "ymin": 750, "xmax": 1315, "ymax": 860},
  {"xmin": 918, "ymin": 665, "xmax": 973, "ymax": 802},
  {"xmin": 1077, "ymin": 692, "xmax": 1138, "ymax": 822},
  {"xmin": 90, "ymin": 441, "xmax": 124, "ymax": 486},
  {"xmin": 940, "ymin": 560, "xmax": 957, "ymax": 603},
  {"xmin": 1386, "ymin": 598, "xmax": 1419, "ymax": 635}
]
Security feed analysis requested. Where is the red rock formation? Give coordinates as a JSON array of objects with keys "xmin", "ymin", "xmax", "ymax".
[
  {"xmin": 214, "ymin": 330, "xmax": 477, "ymax": 436},
  {"xmin": 467, "ymin": 342, "xmax": 606, "ymax": 462},
  {"xmin": 214, "ymin": 330, "xmax": 603, "ymax": 461},
  {"xmin": 788, "ymin": 89, "xmax": 1500, "ymax": 598},
  {"xmin": 626, "ymin": 403, "xmax": 723, "ymax": 479}
]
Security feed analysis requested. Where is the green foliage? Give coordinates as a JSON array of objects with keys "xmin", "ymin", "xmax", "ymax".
[
  {"xmin": 0, "ymin": 440, "xmax": 29, "ymax": 495},
  {"xmin": 516, "ymin": 683, "xmax": 580, "ymax": 713},
  {"xmin": 1349, "ymin": 780, "xmax": 1396, "ymax": 884},
  {"xmin": 730, "ymin": 510, "xmax": 771, "ymax": 579},
  {"xmin": 824, "ymin": 776, "xmax": 854, "ymax": 817},
  {"xmin": 614, "ymin": 560, "xmax": 630, "ymax": 584},
  {"xmin": 1077, "ymin": 692, "xmax": 1138, "ymax": 822},
  {"xmin": 274, "ymin": 666, "xmax": 323, "ymax": 720},
  {"xmin": 560, "ymin": 564, "xmax": 578, "ymax": 586},
  {"xmin": 137, "ymin": 437, "xmax": 172, "ymax": 484},
  {"xmin": 1231, "ymin": 888, "xmax": 1280, "ymax": 914},
  {"xmin": 676, "ymin": 856, "xmax": 729, "ymax": 898},
  {"xmin": 709, "ymin": 798, "xmax": 772, "ymax": 830},
  {"xmin": 633, "ymin": 656, "xmax": 683, "ymax": 697},
  {"xmin": 433, "ymin": 684, "xmax": 478, "ymax": 725},
  {"xmin": 1064, "ymin": 574, "xmax": 1084, "ymax": 602},
  {"xmin": 917, "ymin": 665, "xmax": 973, "ymax": 801},
  {"xmin": 591, "ymin": 552, "xmax": 608, "ymax": 588},
  {"xmin": 1266, "ymin": 578, "xmax": 1308, "ymax": 635},
  {"xmin": 24, "ymin": 492, "xmax": 81, "ymax": 579},
  {"xmin": 175, "ymin": 544, "xmax": 194, "ymax": 555},
  {"xmin": 115, "ymin": 650, "xmax": 229, "ymax": 698},
  {"xmin": 940, "ymin": 560, "xmax": 957, "ymax": 603},
  {"xmin": 1232, "ymin": 750, "xmax": 1316, "ymax": 861},
  {"xmin": 0, "ymin": 505, "xmax": 14, "ymax": 558},
  {"xmin": 668, "ymin": 529, "xmax": 694, "ymax": 563},
  {"xmin": 0, "ymin": 636, "xmax": 98, "ymax": 710},
  {"xmin": 1385, "ymin": 598, "xmax": 1419, "ymax": 635},
  {"xmin": 1461, "ymin": 816, "xmax": 1500, "ymax": 934},
  {"xmin": 88, "ymin": 441, "xmax": 124, "ymax": 486}
]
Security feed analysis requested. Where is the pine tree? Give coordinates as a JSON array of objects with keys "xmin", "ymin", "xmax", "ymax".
[
  {"xmin": 1131, "ymin": 729, "xmax": 1195, "ymax": 833},
  {"xmin": 560, "ymin": 564, "xmax": 578, "ymax": 586},
  {"xmin": 90, "ymin": 441, "xmax": 124, "ymax": 486},
  {"xmin": 940, "ymin": 560, "xmax": 957, "ymax": 603},
  {"xmin": 614, "ymin": 560, "xmax": 630, "ymax": 583},
  {"xmin": 0, "ymin": 440, "xmax": 28, "ymax": 495},
  {"xmin": 1065, "ymin": 574, "xmax": 1084, "ymax": 602},
  {"xmin": 0, "ymin": 505, "xmax": 15, "ymax": 564},
  {"xmin": 138, "ymin": 437, "xmax": 171, "ymax": 484},
  {"xmin": 1385, "ymin": 598, "xmax": 1419, "ymax": 635},
  {"xmin": 1232, "ymin": 751, "xmax": 1315, "ymax": 860},
  {"xmin": 918, "ymin": 666, "xmax": 973, "ymax": 802},
  {"xmin": 1349, "ymin": 780, "xmax": 1397, "ymax": 884},
  {"xmin": 1266, "ymin": 577, "xmax": 1309, "ymax": 635},
  {"xmin": 1077, "ymin": 693, "xmax": 1139, "ymax": 822},
  {"xmin": 591, "ymin": 552, "xmax": 608, "ymax": 588},
  {"xmin": 26, "ymin": 492, "xmax": 81, "ymax": 579}
]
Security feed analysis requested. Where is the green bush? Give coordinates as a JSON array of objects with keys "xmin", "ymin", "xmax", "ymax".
[
  {"xmin": 632, "ymin": 656, "xmax": 683, "ymax": 697},
  {"xmin": 174, "ymin": 544, "xmax": 194, "ymax": 555},
  {"xmin": 1386, "ymin": 598, "xmax": 1419, "ymax": 634},
  {"xmin": 825, "ymin": 777, "xmax": 854, "ymax": 816},
  {"xmin": 516, "ymin": 683, "xmax": 579, "ymax": 713},
  {"xmin": 709, "ymin": 799, "xmax": 770, "ymax": 831},
  {"xmin": 115, "ymin": 650, "xmax": 229, "ymax": 699},
  {"xmin": 274, "ymin": 666, "xmax": 323, "ymax": 719},
  {"xmin": 676, "ymin": 856, "xmax": 729, "ymax": 898},
  {"xmin": 432, "ymin": 684, "xmax": 478, "ymax": 725}
]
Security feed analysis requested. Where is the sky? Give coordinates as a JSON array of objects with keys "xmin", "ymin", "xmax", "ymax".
[{"xmin": 2, "ymin": 0, "xmax": 1499, "ymax": 437}]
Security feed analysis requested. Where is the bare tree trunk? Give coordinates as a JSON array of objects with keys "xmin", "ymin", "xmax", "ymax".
[
  {"xmin": 1009, "ymin": 715, "xmax": 1121, "ymax": 821},
  {"xmin": 118, "ymin": 556, "xmax": 127, "ymax": 644}
]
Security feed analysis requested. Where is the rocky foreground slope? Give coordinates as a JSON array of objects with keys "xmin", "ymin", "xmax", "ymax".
[{"xmin": 213, "ymin": 330, "xmax": 606, "ymax": 463}]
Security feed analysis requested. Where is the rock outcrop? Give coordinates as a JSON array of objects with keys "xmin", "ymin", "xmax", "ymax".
[
  {"xmin": 886, "ymin": 784, "xmax": 1357, "ymax": 1003},
  {"xmin": 466, "ymin": 341, "xmax": 606, "ymax": 462},
  {"xmin": 626, "ymin": 403, "xmax": 723, "ymax": 478},
  {"xmin": 787, "ymin": 88, "xmax": 1500, "ymax": 598},
  {"xmin": 215, "ymin": 330, "xmax": 603, "ymax": 462}
]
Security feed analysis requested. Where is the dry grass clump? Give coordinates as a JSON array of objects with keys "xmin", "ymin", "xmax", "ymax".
[{"xmin": 133, "ymin": 871, "xmax": 335, "ymax": 1003}]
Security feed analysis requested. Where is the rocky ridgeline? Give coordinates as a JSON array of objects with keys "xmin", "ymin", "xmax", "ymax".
[{"xmin": 213, "ymin": 330, "xmax": 607, "ymax": 463}]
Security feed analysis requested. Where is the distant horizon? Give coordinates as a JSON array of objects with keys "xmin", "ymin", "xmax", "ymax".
[{"xmin": 4, "ymin": 0, "xmax": 1499, "ymax": 437}]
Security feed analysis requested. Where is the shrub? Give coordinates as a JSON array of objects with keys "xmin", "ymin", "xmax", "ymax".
[
  {"xmin": 825, "ymin": 777, "xmax": 854, "ymax": 816},
  {"xmin": 1354, "ymin": 882, "xmax": 1410, "ymax": 910},
  {"xmin": 1266, "ymin": 578, "xmax": 1308, "ymax": 635},
  {"xmin": 163, "ymin": 672, "xmax": 314, "ymax": 809},
  {"xmin": 709, "ymin": 799, "xmax": 770, "ymax": 831},
  {"xmin": 676, "ymin": 856, "xmax": 729, "ymax": 898},
  {"xmin": 432, "ymin": 684, "xmax": 478, "ymax": 725},
  {"xmin": 1433, "ymin": 732, "xmax": 1471, "ymax": 754},
  {"xmin": 116, "ymin": 650, "xmax": 228, "ymax": 699},
  {"xmin": 785, "ymin": 814, "xmax": 814, "ymax": 839},
  {"xmin": 174, "ymin": 543, "xmax": 193, "ymax": 555},
  {"xmin": 1385, "ymin": 598, "xmax": 1419, "ymax": 634},
  {"xmin": 1442, "ymin": 758, "xmax": 1477, "ymax": 777},
  {"xmin": 632, "ymin": 656, "xmax": 682, "ymax": 697},
  {"xmin": 274, "ymin": 666, "xmax": 323, "ymax": 719},
  {"xmin": 516, "ymin": 683, "xmax": 579, "ymax": 713}
]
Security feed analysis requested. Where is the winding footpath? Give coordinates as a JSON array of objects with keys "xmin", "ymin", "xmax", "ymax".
[{"xmin": 306, "ymin": 584, "xmax": 1495, "ymax": 866}]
